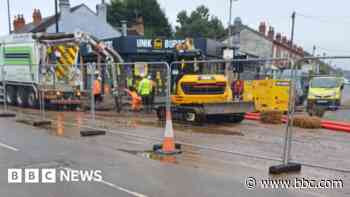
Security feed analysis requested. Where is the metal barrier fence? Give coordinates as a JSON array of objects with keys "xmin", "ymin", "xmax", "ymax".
[
  {"xmin": 112, "ymin": 62, "xmax": 170, "ymax": 115},
  {"xmin": 282, "ymin": 56, "xmax": 350, "ymax": 173},
  {"xmin": 0, "ymin": 65, "xmax": 16, "ymax": 117},
  {"xmin": 169, "ymin": 57, "xmax": 292, "ymax": 116},
  {"xmin": 2, "ymin": 57, "xmax": 350, "ymax": 172},
  {"xmin": 168, "ymin": 58, "xmax": 306, "ymax": 173},
  {"xmin": 0, "ymin": 65, "xmax": 8, "ymax": 112}
]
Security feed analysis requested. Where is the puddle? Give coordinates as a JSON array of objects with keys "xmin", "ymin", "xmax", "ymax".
[
  {"xmin": 13, "ymin": 106, "xmax": 245, "ymax": 137},
  {"xmin": 117, "ymin": 149, "xmax": 179, "ymax": 164},
  {"xmin": 135, "ymin": 118, "xmax": 245, "ymax": 136}
]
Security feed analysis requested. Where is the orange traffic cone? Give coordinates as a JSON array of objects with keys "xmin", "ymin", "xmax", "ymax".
[
  {"xmin": 154, "ymin": 110, "xmax": 181, "ymax": 155},
  {"xmin": 162, "ymin": 111, "xmax": 176, "ymax": 153}
]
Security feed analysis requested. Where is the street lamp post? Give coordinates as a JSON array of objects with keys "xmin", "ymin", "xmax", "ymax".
[
  {"xmin": 55, "ymin": 0, "xmax": 59, "ymax": 33},
  {"xmin": 7, "ymin": 0, "xmax": 11, "ymax": 34}
]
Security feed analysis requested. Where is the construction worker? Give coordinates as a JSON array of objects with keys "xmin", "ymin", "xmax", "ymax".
[
  {"xmin": 125, "ymin": 87, "xmax": 141, "ymax": 111},
  {"xmin": 138, "ymin": 75, "xmax": 153, "ymax": 112},
  {"xmin": 232, "ymin": 79, "xmax": 244, "ymax": 101},
  {"xmin": 149, "ymin": 75, "xmax": 157, "ymax": 108},
  {"xmin": 93, "ymin": 74, "xmax": 102, "ymax": 103}
]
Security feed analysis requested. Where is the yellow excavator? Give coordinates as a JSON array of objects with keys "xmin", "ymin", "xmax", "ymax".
[{"xmin": 156, "ymin": 39, "xmax": 254, "ymax": 124}]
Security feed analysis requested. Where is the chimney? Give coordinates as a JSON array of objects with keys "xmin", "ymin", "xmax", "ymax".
[
  {"xmin": 267, "ymin": 26, "xmax": 274, "ymax": 39},
  {"xmin": 121, "ymin": 20, "xmax": 127, "ymax": 36},
  {"xmin": 134, "ymin": 16, "xmax": 145, "ymax": 36},
  {"xmin": 298, "ymin": 47, "xmax": 304, "ymax": 54},
  {"xmin": 258, "ymin": 22, "xmax": 266, "ymax": 35},
  {"xmin": 32, "ymin": 9, "xmax": 42, "ymax": 26},
  {"xmin": 276, "ymin": 33, "xmax": 282, "ymax": 42},
  {"xmin": 96, "ymin": 0, "xmax": 107, "ymax": 20},
  {"xmin": 13, "ymin": 16, "xmax": 18, "ymax": 32},
  {"xmin": 13, "ymin": 15, "xmax": 26, "ymax": 32},
  {"xmin": 59, "ymin": 0, "xmax": 70, "ymax": 16},
  {"xmin": 282, "ymin": 36, "xmax": 287, "ymax": 44}
]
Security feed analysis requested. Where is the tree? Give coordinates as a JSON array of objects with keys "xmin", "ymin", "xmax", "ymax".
[
  {"xmin": 107, "ymin": 0, "xmax": 172, "ymax": 37},
  {"xmin": 175, "ymin": 5, "xmax": 226, "ymax": 39}
]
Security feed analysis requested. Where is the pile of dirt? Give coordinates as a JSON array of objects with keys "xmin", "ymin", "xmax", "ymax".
[
  {"xmin": 293, "ymin": 115, "xmax": 321, "ymax": 129},
  {"xmin": 260, "ymin": 110, "xmax": 283, "ymax": 124}
]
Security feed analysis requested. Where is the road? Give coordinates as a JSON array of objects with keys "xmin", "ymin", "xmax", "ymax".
[
  {"xmin": 0, "ymin": 106, "xmax": 349, "ymax": 196},
  {"xmin": 324, "ymin": 85, "xmax": 350, "ymax": 121},
  {"xmin": 0, "ymin": 117, "xmax": 317, "ymax": 197}
]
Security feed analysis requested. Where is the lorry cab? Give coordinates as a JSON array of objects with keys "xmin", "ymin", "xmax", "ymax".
[{"xmin": 307, "ymin": 76, "xmax": 344, "ymax": 110}]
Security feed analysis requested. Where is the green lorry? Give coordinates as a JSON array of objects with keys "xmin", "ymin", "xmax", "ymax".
[{"xmin": 0, "ymin": 32, "xmax": 121, "ymax": 108}]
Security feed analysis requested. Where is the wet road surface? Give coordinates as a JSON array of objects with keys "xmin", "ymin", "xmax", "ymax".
[
  {"xmin": 0, "ymin": 105, "xmax": 349, "ymax": 196},
  {"xmin": 0, "ymin": 118, "xmax": 329, "ymax": 197}
]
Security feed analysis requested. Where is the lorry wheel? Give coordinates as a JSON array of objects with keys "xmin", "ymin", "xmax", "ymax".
[
  {"xmin": 27, "ymin": 89, "xmax": 38, "ymax": 108},
  {"xmin": 6, "ymin": 86, "xmax": 16, "ymax": 105},
  {"xmin": 16, "ymin": 87, "xmax": 28, "ymax": 107},
  {"xmin": 185, "ymin": 112, "xmax": 196, "ymax": 122}
]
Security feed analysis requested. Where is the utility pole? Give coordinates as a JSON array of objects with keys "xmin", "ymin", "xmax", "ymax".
[
  {"xmin": 55, "ymin": 0, "xmax": 59, "ymax": 33},
  {"xmin": 312, "ymin": 45, "xmax": 319, "ymax": 74},
  {"xmin": 227, "ymin": 0, "xmax": 239, "ymax": 47},
  {"xmin": 7, "ymin": 0, "xmax": 11, "ymax": 34},
  {"xmin": 228, "ymin": 0, "xmax": 233, "ymax": 47},
  {"xmin": 290, "ymin": 11, "xmax": 296, "ymax": 46}
]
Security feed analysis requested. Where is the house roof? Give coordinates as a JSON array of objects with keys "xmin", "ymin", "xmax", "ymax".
[
  {"xmin": 16, "ymin": 4, "xmax": 89, "ymax": 33},
  {"xmin": 229, "ymin": 23, "xmax": 305, "ymax": 57}
]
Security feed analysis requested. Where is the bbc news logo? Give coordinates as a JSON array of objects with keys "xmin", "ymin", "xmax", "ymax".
[{"xmin": 8, "ymin": 168, "xmax": 103, "ymax": 183}]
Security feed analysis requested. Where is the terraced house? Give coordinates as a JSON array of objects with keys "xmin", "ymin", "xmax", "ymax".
[{"xmin": 12, "ymin": 0, "xmax": 121, "ymax": 40}]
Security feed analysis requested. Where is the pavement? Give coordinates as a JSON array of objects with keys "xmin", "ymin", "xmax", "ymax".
[{"xmin": 0, "ymin": 107, "xmax": 349, "ymax": 196}]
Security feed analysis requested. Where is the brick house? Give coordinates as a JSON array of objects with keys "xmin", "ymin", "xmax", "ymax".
[
  {"xmin": 225, "ymin": 18, "xmax": 305, "ymax": 68},
  {"xmin": 12, "ymin": 0, "xmax": 122, "ymax": 40}
]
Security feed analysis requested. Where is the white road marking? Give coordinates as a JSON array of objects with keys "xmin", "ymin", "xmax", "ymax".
[
  {"xmin": 99, "ymin": 180, "xmax": 149, "ymax": 197},
  {"xmin": 0, "ymin": 142, "xmax": 19, "ymax": 151},
  {"xmin": 61, "ymin": 167, "xmax": 148, "ymax": 197}
]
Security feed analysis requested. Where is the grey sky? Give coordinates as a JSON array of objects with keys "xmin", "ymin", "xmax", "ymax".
[{"xmin": 1, "ymin": 0, "xmax": 350, "ymax": 70}]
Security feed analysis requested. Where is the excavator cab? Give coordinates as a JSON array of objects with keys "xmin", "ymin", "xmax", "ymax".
[{"xmin": 157, "ymin": 39, "xmax": 254, "ymax": 124}]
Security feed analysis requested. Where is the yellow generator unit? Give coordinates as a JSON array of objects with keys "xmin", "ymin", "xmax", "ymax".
[{"xmin": 244, "ymin": 80, "xmax": 290, "ymax": 112}]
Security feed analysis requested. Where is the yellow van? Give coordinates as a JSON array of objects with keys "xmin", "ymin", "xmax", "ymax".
[{"xmin": 307, "ymin": 76, "xmax": 344, "ymax": 110}]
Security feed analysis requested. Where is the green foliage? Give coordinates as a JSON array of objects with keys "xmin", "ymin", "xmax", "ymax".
[
  {"xmin": 175, "ymin": 5, "xmax": 226, "ymax": 39},
  {"xmin": 107, "ymin": 0, "xmax": 172, "ymax": 37}
]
